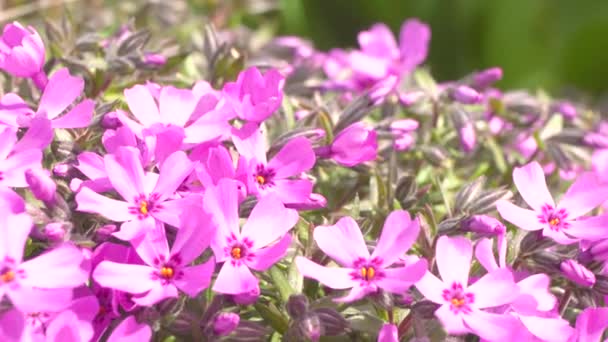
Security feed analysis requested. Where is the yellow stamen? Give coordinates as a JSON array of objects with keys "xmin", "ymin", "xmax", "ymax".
[
  {"xmin": 451, "ymin": 298, "xmax": 465, "ymax": 307},
  {"xmin": 139, "ymin": 201, "xmax": 149, "ymax": 215},
  {"xmin": 360, "ymin": 266, "xmax": 375, "ymax": 281},
  {"xmin": 160, "ymin": 266, "xmax": 174, "ymax": 279},
  {"xmin": 255, "ymin": 175, "xmax": 266, "ymax": 185},
  {"xmin": 0, "ymin": 270, "xmax": 15, "ymax": 283},
  {"xmin": 231, "ymin": 247, "xmax": 242, "ymax": 259},
  {"xmin": 549, "ymin": 218, "xmax": 560, "ymax": 226}
]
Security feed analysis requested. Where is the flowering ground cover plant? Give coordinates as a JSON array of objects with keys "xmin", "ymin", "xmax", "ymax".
[{"xmin": 1, "ymin": 8, "xmax": 608, "ymax": 342}]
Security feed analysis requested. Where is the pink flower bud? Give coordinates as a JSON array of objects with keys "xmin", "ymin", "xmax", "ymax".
[
  {"xmin": 330, "ymin": 122, "xmax": 377, "ymax": 167},
  {"xmin": 52, "ymin": 163, "xmax": 71, "ymax": 178},
  {"xmin": 390, "ymin": 119, "xmax": 419, "ymax": 133},
  {"xmin": 25, "ymin": 168, "xmax": 56, "ymax": 204},
  {"xmin": 472, "ymin": 67, "xmax": 503, "ymax": 89},
  {"xmin": 452, "ymin": 85, "xmax": 482, "ymax": 104},
  {"xmin": 553, "ymin": 101, "xmax": 577, "ymax": 120},
  {"xmin": 44, "ymin": 222, "xmax": 66, "ymax": 242},
  {"xmin": 462, "ymin": 215, "xmax": 506, "ymax": 235},
  {"xmin": 232, "ymin": 285, "xmax": 260, "ymax": 305},
  {"xmin": 143, "ymin": 53, "xmax": 167, "ymax": 66},
  {"xmin": 458, "ymin": 122, "xmax": 476, "ymax": 153},
  {"xmin": 378, "ymin": 323, "xmax": 399, "ymax": 342},
  {"xmin": 560, "ymin": 259, "xmax": 595, "ymax": 287},
  {"xmin": 102, "ymin": 112, "xmax": 122, "ymax": 129},
  {"xmin": 213, "ymin": 312, "xmax": 240, "ymax": 336},
  {"xmin": 0, "ymin": 22, "xmax": 46, "ymax": 79}
]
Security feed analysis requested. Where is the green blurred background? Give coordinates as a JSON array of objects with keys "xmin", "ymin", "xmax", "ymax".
[
  {"xmin": 278, "ymin": 0, "xmax": 608, "ymax": 97},
  {"xmin": 2, "ymin": 0, "xmax": 608, "ymax": 97}
]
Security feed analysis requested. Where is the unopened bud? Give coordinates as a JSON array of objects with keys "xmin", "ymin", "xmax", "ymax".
[
  {"xmin": 378, "ymin": 323, "xmax": 398, "ymax": 342},
  {"xmin": 96, "ymin": 224, "xmax": 117, "ymax": 241},
  {"xmin": 588, "ymin": 239, "xmax": 608, "ymax": 262},
  {"xmin": 101, "ymin": 112, "xmax": 121, "ymax": 129},
  {"xmin": 25, "ymin": 168, "xmax": 56, "ymax": 204},
  {"xmin": 583, "ymin": 133, "xmax": 608, "ymax": 149},
  {"xmin": 593, "ymin": 275, "xmax": 608, "ymax": 295},
  {"xmin": 299, "ymin": 314, "xmax": 322, "ymax": 342},
  {"xmin": 462, "ymin": 215, "xmax": 505, "ymax": 236},
  {"xmin": 213, "ymin": 312, "xmax": 240, "ymax": 336},
  {"xmin": 52, "ymin": 163, "xmax": 71, "ymax": 178},
  {"xmin": 452, "ymin": 85, "xmax": 482, "ymax": 104},
  {"xmin": 552, "ymin": 101, "xmax": 577, "ymax": 120},
  {"xmin": 313, "ymin": 308, "xmax": 349, "ymax": 336},
  {"xmin": 232, "ymin": 285, "xmax": 260, "ymax": 305},
  {"xmin": 390, "ymin": 119, "xmax": 419, "ymax": 133},
  {"xmin": 44, "ymin": 222, "xmax": 67, "ymax": 242},
  {"xmin": 458, "ymin": 122, "xmax": 476, "ymax": 153},
  {"xmin": 472, "ymin": 67, "xmax": 503, "ymax": 89},
  {"xmin": 286, "ymin": 295, "xmax": 309, "ymax": 319},
  {"xmin": 560, "ymin": 259, "xmax": 596, "ymax": 287}
]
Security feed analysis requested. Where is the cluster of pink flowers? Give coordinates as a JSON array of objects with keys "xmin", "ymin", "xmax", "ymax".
[{"xmin": 0, "ymin": 15, "xmax": 607, "ymax": 342}]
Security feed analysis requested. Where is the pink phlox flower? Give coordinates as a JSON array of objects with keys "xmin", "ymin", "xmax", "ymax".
[
  {"xmin": 569, "ymin": 307, "xmax": 608, "ymax": 342},
  {"xmin": 0, "ymin": 22, "xmax": 45, "ymax": 79},
  {"xmin": 296, "ymin": 210, "xmax": 427, "ymax": 302},
  {"xmin": 0, "ymin": 210, "xmax": 89, "ymax": 314},
  {"xmin": 223, "ymin": 66, "xmax": 284, "ymax": 123},
  {"xmin": 232, "ymin": 123, "xmax": 316, "ymax": 205},
  {"xmin": 497, "ymin": 161, "xmax": 608, "ymax": 244},
  {"xmin": 204, "ymin": 179, "xmax": 299, "ymax": 295},
  {"xmin": 415, "ymin": 236, "xmax": 520, "ymax": 340},
  {"xmin": 75, "ymin": 146, "xmax": 197, "ymax": 240},
  {"xmin": 93, "ymin": 212, "xmax": 216, "ymax": 306}
]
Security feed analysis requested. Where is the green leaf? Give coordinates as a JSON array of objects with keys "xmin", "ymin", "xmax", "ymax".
[
  {"xmin": 270, "ymin": 265, "xmax": 295, "ymax": 303},
  {"xmin": 254, "ymin": 302, "xmax": 289, "ymax": 334}
]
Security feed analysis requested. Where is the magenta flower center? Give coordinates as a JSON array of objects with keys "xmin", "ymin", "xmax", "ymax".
[
  {"xmin": 442, "ymin": 282, "xmax": 474, "ymax": 314},
  {"xmin": 225, "ymin": 234, "xmax": 255, "ymax": 265},
  {"xmin": 351, "ymin": 257, "xmax": 384, "ymax": 283},
  {"xmin": 538, "ymin": 204, "xmax": 569, "ymax": 231},
  {"xmin": 129, "ymin": 193, "xmax": 162, "ymax": 219},
  {"xmin": 159, "ymin": 266, "xmax": 175, "ymax": 279},
  {"xmin": 152, "ymin": 254, "xmax": 183, "ymax": 284},
  {"xmin": 254, "ymin": 164, "xmax": 276, "ymax": 189}
]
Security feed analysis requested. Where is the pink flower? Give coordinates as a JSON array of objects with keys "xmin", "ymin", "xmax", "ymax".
[
  {"xmin": 75, "ymin": 147, "xmax": 196, "ymax": 240},
  {"xmin": 7, "ymin": 68, "xmax": 94, "ymax": 129},
  {"xmin": 496, "ymin": 161, "xmax": 608, "ymax": 244},
  {"xmin": 296, "ymin": 211, "xmax": 427, "ymax": 302},
  {"xmin": 570, "ymin": 307, "xmax": 608, "ymax": 342},
  {"xmin": 116, "ymin": 81, "xmax": 232, "ymax": 144},
  {"xmin": 0, "ymin": 210, "xmax": 89, "ymax": 313},
  {"xmin": 377, "ymin": 323, "xmax": 398, "ymax": 342},
  {"xmin": 107, "ymin": 316, "xmax": 152, "ymax": 342},
  {"xmin": 415, "ymin": 236, "xmax": 520, "ymax": 340},
  {"xmin": 0, "ymin": 126, "xmax": 43, "ymax": 188},
  {"xmin": 204, "ymin": 179, "xmax": 299, "ymax": 295},
  {"xmin": 223, "ymin": 66, "xmax": 284, "ymax": 123},
  {"xmin": 93, "ymin": 211, "xmax": 216, "ymax": 306},
  {"xmin": 233, "ymin": 124, "xmax": 316, "ymax": 205},
  {"xmin": 0, "ymin": 22, "xmax": 46, "ymax": 83}
]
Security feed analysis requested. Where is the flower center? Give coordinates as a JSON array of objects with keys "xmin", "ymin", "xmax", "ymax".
[
  {"xmin": 253, "ymin": 165, "xmax": 276, "ymax": 189},
  {"xmin": 255, "ymin": 175, "xmax": 266, "ymax": 185},
  {"xmin": 360, "ymin": 266, "xmax": 376, "ymax": 281},
  {"xmin": 0, "ymin": 269, "xmax": 15, "ymax": 283},
  {"xmin": 442, "ymin": 282, "xmax": 474, "ymax": 314},
  {"xmin": 159, "ymin": 266, "xmax": 174, "ymax": 279},
  {"xmin": 231, "ymin": 246, "xmax": 242, "ymax": 259},
  {"xmin": 538, "ymin": 204, "xmax": 569, "ymax": 231},
  {"xmin": 139, "ymin": 200, "xmax": 149, "ymax": 215}
]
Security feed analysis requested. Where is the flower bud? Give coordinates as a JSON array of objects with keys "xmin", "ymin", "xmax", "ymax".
[
  {"xmin": 452, "ymin": 85, "xmax": 482, "ymax": 104},
  {"xmin": 552, "ymin": 101, "xmax": 577, "ymax": 120},
  {"xmin": 560, "ymin": 259, "xmax": 596, "ymax": 287},
  {"xmin": 313, "ymin": 308, "xmax": 349, "ymax": 336},
  {"xmin": 472, "ymin": 67, "xmax": 503, "ymax": 89},
  {"xmin": 52, "ymin": 163, "xmax": 71, "ymax": 178},
  {"xmin": 286, "ymin": 295, "xmax": 309, "ymax": 319},
  {"xmin": 25, "ymin": 168, "xmax": 56, "ymax": 204},
  {"xmin": 583, "ymin": 132, "xmax": 608, "ymax": 149},
  {"xmin": 458, "ymin": 121, "xmax": 476, "ymax": 153},
  {"xmin": 96, "ymin": 224, "xmax": 117, "ymax": 241},
  {"xmin": 44, "ymin": 222, "xmax": 66, "ymax": 242},
  {"xmin": 232, "ymin": 285, "xmax": 260, "ymax": 305},
  {"xmin": 213, "ymin": 312, "xmax": 240, "ymax": 336},
  {"xmin": 390, "ymin": 119, "xmax": 419, "ymax": 133},
  {"xmin": 588, "ymin": 239, "xmax": 608, "ymax": 262},
  {"xmin": 143, "ymin": 52, "xmax": 167, "ymax": 66},
  {"xmin": 593, "ymin": 275, "xmax": 608, "ymax": 295},
  {"xmin": 0, "ymin": 22, "xmax": 46, "ymax": 79},
  {"xmin": 329, "ymin": 122, "xmax": 377, "ymax": 167},
  {"xmin": 393, "ymin": 134, "xmax": 415, "ymax": 151},
  {"xmin": 461, "ymin": 215, "xmax": 505, "ymax": 236},
  {"xmin": 101, "ymin": 112, "xmax": 122, "ymax": 129},
  {"xmin": 298, "ymin": 314, "xmax": 322, "ymax": 342},
  {"xmin": 398, "ymin": 91, "xmax": 425, "ymax": 106}
]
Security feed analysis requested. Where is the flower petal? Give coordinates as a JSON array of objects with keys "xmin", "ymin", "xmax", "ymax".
[
  {"xmin": 267, "ymin": 137, "xmax": 315, "ymax": 179},
  {"xmin": 124, "ymin": 85, "xmax": 160, "ymax": 126},
  {"xmin": 51, "ymin": 99, "xmax": 94, "ymax": 129},
  {"xmin": 246, "ymin": 234, "xmax": 292, "ymax": 271},
  {"xmin": 295, "ymin": 256, "xmax": 354, "ymax": 289},
  {"xmin": 435, "ymin": 304, "xmax": 468, "ymax": 335},
  {"xmin": 93, "ymin": 261, "xmax": 156, "ymax": 294},
  {"xmin": 267, "ymin": 179, "xmax": 313, "ymax": 205},
  {"xmin": 462, "ymin": 310, "xmax": 520, "ymax": 341},
  {"xmin": 107, "ymin": 316, "xmax": 152, "ymax": 342},
  {"xmin": 435, "ymin": 235, "xmax": 472, "ymax": 286},
  {"xmin": 75, "ymin": 187, "xmax": 133, "ymax": 222},
  {"xmin": 241, "ymin": 194, "xmax": 298, "ymax": 249},
  {"xmin": 371, "ymin": 210, "xmax": 419, "ymax": 266},
  {"xmin": 313, "ymin": 216, "xmax": 370, "ymax": 267},
  {"xmin": 567, "ymin": 214, "xmax": 608, "ymax": 240},
  {"xmin": 152, "ymin": 151, "xmax": 193, "ymax": 201},
  {"xmin": 38, "ymin": 68, "xmax": 83, "ymax": 119},
  {"xmin": 414, "ymin": 271, "xmax": 445, "ymax": 304},
  {"xmin": 204, "ymin": 179, "xmax": 241, "ymax": 241},
  {"xmin": 558, "ymin": 172, "xmax": 608, "ymax": 218},
  {"xmin": 11, "ymin": 116, "xmax": 52, "ymax": 153},
  {"xmin": 172, "ymin": 210, "xmax": 216, "ymax": 264},
  {"xmin": 575, "ymin": 307, "xmax": 608, "ymax": 342},
  {"xmin": 377, "ymin": 323, "xmax": 398, "ymax": 342},
  {"xmin": 158, "ymin": 86, "xmax": 197, "ymax": 127},
  {"xmin": 173, "ymin": 259, "xmax": 214, "ymax": 297},
  {"xmin": 474, "ymin": 238, "xmax": 500, "ymax": 273},
  {"xmin": 212, "ymin": 262, "xmax": 258, "ymax": 295},
  {"xmin": 513, "ymin": 161, "xmax": 555, "ymax": 210},
  {"xmin": 399, "ymin": 19, "xmax": 431, "ymax": 71},
  {"xmin": 496, "ymin": 200, "xmax": 542, "ymax": 231},
  {"xmin": 515, "ymin": 273, "xmax": 556, "ymax": 312},
  {"xmin": 20, "ymin": 244, "xmax": 88, "ymax": 289},
  {"xmin": 104, "ymin": 147, "xmax": 145, "ymax": 202},
  {"xmin": 0, "ymin": 149, "xmax": 42, "ymax": 187},
  {"xmin": 131, "ymin": 283, "xmax": 178, "ymax": 306},
  {"xmin": 375, "ymin": 259, "xmax": 428, "ymax": 294},
  {"xmin": 0, "ymin": 212, "xmax": 31, "ymax": 263},
  {"xmin": 467, "ymin": 268, "xmax": 518, "ymax": 309},
  {"xmin": 519, "ymin": 315, "xmax": 574, "ymax": 342}
]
